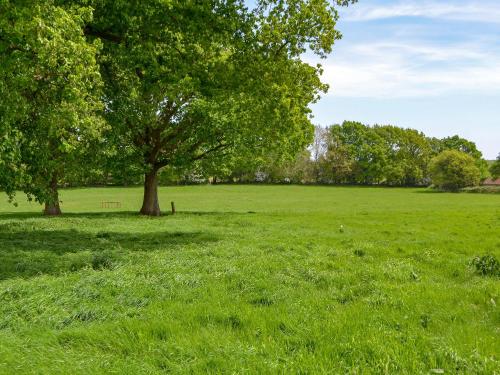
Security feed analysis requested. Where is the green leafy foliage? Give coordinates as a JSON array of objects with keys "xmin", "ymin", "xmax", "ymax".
[
  {"xmin": 429, "ymin": 150, "xmax": 481, "ymax": 191},
  {"xmin": 1, "ymin": 1, "xmax": 360, "ymax": 213},
  {"xmin": 220, "ymin": 123, "xmax": 488, "ymax": 187},
  {"xmin": 490, "ymin": 154, "xmax": 500, "ymax": 179},
  {"xmin": 60, "ymin": 0, "xmax": 350, "ymax": 214},
  {"xmin": 435, "ymin": 135, "xmax": 490, "ymax": 180},
  {"xmin": 0, "ymin": 1, "xmax": 105, "ymax": 212}
]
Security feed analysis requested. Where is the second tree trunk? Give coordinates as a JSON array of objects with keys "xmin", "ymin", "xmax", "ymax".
[{"xmin": 44, "ymin": 175, "xmax": 62, "ymax": 216}]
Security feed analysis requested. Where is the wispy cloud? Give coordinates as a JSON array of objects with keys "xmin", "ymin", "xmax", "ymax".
[
  {"xmin": 343, "ymin": 1, "xmax": 500, "ymax": 23},
  {"xmin": 307, "ymin": 40, "xmax": 500, "ymax": 98},
  {"xmin": 310, "ymin": 1, "xmax": 500, "ymax": 98}
]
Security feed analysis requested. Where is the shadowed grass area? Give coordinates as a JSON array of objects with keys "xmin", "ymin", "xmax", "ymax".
[
  {"xmin": 0, "ymin": 225, "xmax": 218, "ymax": 280},
  {"xmin": 0, "ymin": 185, "xmax": 498, "ymax": 373}
]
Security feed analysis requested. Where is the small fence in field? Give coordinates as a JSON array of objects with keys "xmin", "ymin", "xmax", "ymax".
[{"xmin": 101, "ymin": 201, "xmax": 122, "ymax": 209}]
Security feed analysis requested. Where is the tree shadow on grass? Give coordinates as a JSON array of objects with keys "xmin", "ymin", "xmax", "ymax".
[
  {"xmin": 0, "ymin": 226, "xmax": 219, "ymax": 281},
  {"xmin": 0, "ymin": 211, "xmax": 147, "ymax": 221},
  {"xmin": 413, "ymin": 188, "xmax": 457, "ymax": 194},
  {"xmin": 0, "ymin": 210, "xmax": 253, "ymax": 221}
]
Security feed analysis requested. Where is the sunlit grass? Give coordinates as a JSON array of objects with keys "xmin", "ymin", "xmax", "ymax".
[{"xmin": 0, "ymin": 185, "xmax": 498, "ymax": 373}]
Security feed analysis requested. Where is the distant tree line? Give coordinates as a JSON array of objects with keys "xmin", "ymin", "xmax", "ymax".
[
  {"xmin": 65, "ymin": 121, "xmax": 493, "ymax": 189},
  {"xmin": 247, "ymin": 122, "xmax": 491, "ymax": 188}
]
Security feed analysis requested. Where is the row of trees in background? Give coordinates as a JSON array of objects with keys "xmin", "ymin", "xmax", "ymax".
[
  {"xmin": 240, "ymin": 122, "xmax": 493, "ymax": 189},
  {"xmin": 70, "ymin": 121, "xmax": 495, "ymax": 191}
]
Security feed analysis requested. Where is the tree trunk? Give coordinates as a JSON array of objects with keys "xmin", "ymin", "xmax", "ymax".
[
  {"xmin": 44, "ymin": 175, "xmax": 62, "ymax": 216},
  {"xmin": 140, "ymin": 168, "xmax": 161, "ymax": 216}
]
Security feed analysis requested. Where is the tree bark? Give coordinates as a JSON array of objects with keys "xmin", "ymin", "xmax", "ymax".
[
  {"xmin": 44, "ymin": 175, "xmax": 62, "ymax": 216},
  {"xmin": 140, "ymin": 168, "xmax": 161, "ymax": 216}
]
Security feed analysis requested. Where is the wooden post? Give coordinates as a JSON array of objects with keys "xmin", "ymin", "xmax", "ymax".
[{"xmin": 171, "ymin": 201, "xmax": 176, "ymax": 215}]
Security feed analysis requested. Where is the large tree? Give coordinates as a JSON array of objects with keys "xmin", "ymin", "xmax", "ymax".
[
  {"xmin": 437, "ymin": 135, "xmax": 489, "ymax": 180},
  {"xmin": 323, "ymin": 121, "xmax": 388, "ymax": 184},
  {"xmin": 373, "ymin": 125, "xmax": 431, "ymax": 186},
  {"xmin": 0, "ymin": 1, "xmax": 104, "ymax": 215},
  {"xmin": 429, "ymin": 150, "xmax": 481, "ymax": 191},
  {"xmin": 320, "ymin": 122, "xmax": 433, "ymax": 186},
  {"xmin": 72, "ymin": 0, "xmax": 353, "ymax": 215}
]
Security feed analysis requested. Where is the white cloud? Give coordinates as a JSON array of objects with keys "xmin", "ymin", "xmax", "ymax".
[
  {"xmin": 344, "ymin": 1, "xmax": 500, "ymax": 23},
  {"xmin": 350, "ymin": 42, "xmax": 486, "ymax": 62},
  {"xmin": 306, "ymin": 1, "xmax": 500, "ymax": 98},
  {"xmin": 308, "ymin": 42, "xmax": 500, "ymax": 98}
]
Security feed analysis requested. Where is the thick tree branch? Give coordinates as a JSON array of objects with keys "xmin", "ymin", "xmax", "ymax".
[
  {"xmin": 84, "ymin": 26, "xmax": 123, "ymax": 43},
  {"xmin": 0, "ymin": 35, "xmax": 33, "ymax": 54},
  {"xmin": 191, "ymin": 141, "xmax": 229, "ymax": 162}
]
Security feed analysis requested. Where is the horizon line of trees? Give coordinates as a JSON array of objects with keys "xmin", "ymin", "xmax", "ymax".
[
  {"xmin": 233, "ymin": 121, "xmax": 495, "ymax": 187},
  {"xmin": 62, "ymin": 121, "xmax": 496, "ymax": 188}
]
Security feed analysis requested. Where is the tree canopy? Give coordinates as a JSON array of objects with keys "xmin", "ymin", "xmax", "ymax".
[
  {"xmin": 0, "ymin": 0, "xmax": 358, "ymax": 215},
  {"xmin": 429, "ymin": 150, "xmax": 481, "ymax": 191},
  {"xmin": 315, "ymin": 122, "xmax": 432, "ymax": 185},
  {"xmin": 211, "ymin": 122, "xmax": 489, "ymax": 188},
  {"xmin": 0, "ymin": 0, "xmax": 104, "ymax": 214},
  {"xmin": 61, "ymin": 0, "xmax": 352, "ymax": 215}
]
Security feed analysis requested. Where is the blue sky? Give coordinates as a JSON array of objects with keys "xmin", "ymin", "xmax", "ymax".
[{"xmin": 305, "ymin": 0, "xmax": 500, "ymax": 159}]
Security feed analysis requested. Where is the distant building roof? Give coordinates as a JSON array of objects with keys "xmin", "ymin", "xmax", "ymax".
[{"xmin": 482, "ymin": 178, "xmax": 500, "ymax": 186}]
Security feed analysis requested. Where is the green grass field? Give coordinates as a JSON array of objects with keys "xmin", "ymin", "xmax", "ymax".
[{"xmin": 0, "ymin": 185, "xmax": 498, "ymax": 374}]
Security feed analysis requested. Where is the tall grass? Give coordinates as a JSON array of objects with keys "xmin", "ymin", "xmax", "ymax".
[{"xmin": 0, "ymin": 186, "xmax": 498, "ymax": 373}]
